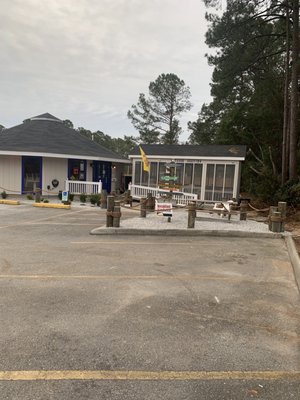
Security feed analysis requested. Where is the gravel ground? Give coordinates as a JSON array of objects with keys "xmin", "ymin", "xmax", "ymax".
[{"xmin": 119, "ymin": 208, "xmax": 274, "ymax": 233}]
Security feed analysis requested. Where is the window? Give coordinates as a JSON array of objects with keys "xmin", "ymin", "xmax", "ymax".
[
  {"xmin": 150, "ymin": 162, "xmax": 158, "ymax": 186},
  {"xmin": 193, "ymin": 164, "xmax": 203, "ymax": 196},
  {"xmin": 183, "ymin": 163, "xmax": 193, "ymax": 192},
  {"xmin": 134, "ymin": 161, "xmax": 141, "ymax": 185}
]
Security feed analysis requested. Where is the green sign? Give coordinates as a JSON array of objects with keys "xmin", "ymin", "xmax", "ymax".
[{"xmin": 160, "ymin": 176, "xmax": 178, "ymax": 182}]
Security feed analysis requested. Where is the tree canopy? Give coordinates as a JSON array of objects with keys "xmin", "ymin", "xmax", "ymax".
[
  {"xmin": 128, "ymin": 73, "xmax": 192, "ymax": 144},
  {"xmin": 189, "ymin": 0, "xmax": 299, "ymax": 200}
]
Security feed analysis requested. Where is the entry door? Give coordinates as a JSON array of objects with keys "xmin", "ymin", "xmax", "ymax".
[
  {"xmin": 93, "ymin": 161, "xmax": 111, "ymax": 193},
  {"xmin": 22, "ymin": 156, "xmax": 42, "ymax": 193}
]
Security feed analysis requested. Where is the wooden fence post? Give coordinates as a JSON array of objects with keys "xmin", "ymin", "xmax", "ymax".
[
  {"xmin": 187, "ymin": 201, "xmax": 196, "ymax": 228},
  {"xmin": 140, "ymin": 197, "xmax": 147, "ymax": 218},
  {"xmin": 106, "ymin": 195, "xmax": 115, "ymax": 227},
  {"xmin": 113, "ymin": 200, "xmax": 121, "ymax": 228},
  {"xmin": 239, "ymin": 199, "xmax": 248, "ymax": 221}
]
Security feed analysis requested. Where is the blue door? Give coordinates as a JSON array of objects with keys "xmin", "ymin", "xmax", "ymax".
[{"xmin": 93, "ymin": 161, "xmax": 111, "ymax": 193}]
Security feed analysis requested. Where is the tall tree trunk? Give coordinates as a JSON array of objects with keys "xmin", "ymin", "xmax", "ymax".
[
  {"xmin": 289, "ymin": 0, "xmax": 299, "ymax": 179},
  {"xmin": 282, "ymin": 0, "xmax": 290, "ymax": 184}
]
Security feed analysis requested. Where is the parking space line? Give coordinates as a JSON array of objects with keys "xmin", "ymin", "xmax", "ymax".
[
  {"xmin": 70, "ymin": 241, "xmax": 224, "ymax": 245},
  {"xmin": 0, "ymin": 370, "xmax": 299, "ymax": 381},
  {"xmin": 0, "ymin": 274, "xmax": 264, "ymax": 281}
]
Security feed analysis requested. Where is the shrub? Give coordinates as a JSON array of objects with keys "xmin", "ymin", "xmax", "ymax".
[
  {"xmin": 90, "ymin": 193, "xmax": 101, "ymax": 206},
  {"xmin": 275, "ymin": 178, "xmax": 300, "ymax": 206},
  {"xmin": 26, "ymin": 194, "xmax": 33, "ymax": 200},
  {"xmin": 1, "ymin": 191, "xmax": 7, "ymax": 199},
  {"xmin": 69, "ymin": 193, "xmax": 74, "ymax": 202},
  {"xmin": 80, "ymin": 193, "xmax": 87, "ymax": 203}
]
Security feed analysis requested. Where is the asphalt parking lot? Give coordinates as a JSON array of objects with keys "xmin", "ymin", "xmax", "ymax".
[{"xmin": 0, "ymin": 203, "xmax": 300, "ymax": 399}]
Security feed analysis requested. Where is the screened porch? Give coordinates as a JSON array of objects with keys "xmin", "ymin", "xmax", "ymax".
[{"xmin": 131, "ymin": 159, "xmax": 241, "ymax": 203}]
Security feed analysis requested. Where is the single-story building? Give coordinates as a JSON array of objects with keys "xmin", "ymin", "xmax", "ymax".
[
  {"xmin": 0, "ymin": 113, "xmax": 130, "ymax": 196},
  {"xmin": 129, "ymin": 144, "xmax": 247, "ymax": 203}
]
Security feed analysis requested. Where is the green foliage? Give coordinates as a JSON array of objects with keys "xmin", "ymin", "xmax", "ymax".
[
  {"xmin": 1, "ymin": 190, "xmax": 7, "ymax": 199},
  {"xmin": 128, "ymin": 73, "xmax": 192, "ymax": 144},
  {"xmin": 79, "ymin": 193, "xmax": 87, "ymax": 203},
  {"xmin": 190, "ymin": 0, "xmax": 290, "ymax": 199},
  {"xmin": 275, "ymin": 179, "xmax": 300, "ymax": 206},
  {"xmin": 89, "ymin": 193, "xmax": 101, "ymax": 206},
  {"xmin": 26, "ymin": 194, "xmax": 33, "ymax": 200},
  {"xmin": 69, "ymin": 193, "xmax": 74, "ymax": 201}
]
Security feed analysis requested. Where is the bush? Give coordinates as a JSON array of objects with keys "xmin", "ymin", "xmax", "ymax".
[
  {"xmin": 1, "ymin": 191, "xmax": 7, "ymax": 199},
  {"xmin": 275, "ymin": 178, "xmax": 300, "ymax": 206},
  {"xmin": 26, "ymin": 194, "xmax": 33, "ymax": 200},
  {"xmin": 80, "ymin": 193, "xmax": 87, "ymax": 203},
  {"xmin": 90, "ymin": 193, "xmax": 101, "ymax": 206},
  {"xmin": 69, "ymin": 193, "xmax": 74, "ymax": 201}
]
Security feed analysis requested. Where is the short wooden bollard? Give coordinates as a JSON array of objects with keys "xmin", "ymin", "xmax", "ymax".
[
  {"xmin": 113, "ymin": 200, "xmax": 121, "ymax": 228},
  {"xmin": 268, "ymin": 206, "xmax": 278, "ymax": 231},
  {"xmin": 124, "ymin": 190, "xmax": 132, "ymax": 207},
  {"xmin": 187, "ymin": 201, "xmax": 196, "ymax": 228},
  {"xmin": 278, "ymin": 201, "xmax": 287, "ymax": 231},
  {"xmin": 271, "ymin": 211, "xmax": 283, "ymax": 233},
  {"xmin": 239, "ymin": 199, "xmax": 248, "ymax": 220},
  {"xmin": 146, "ymin": 193, "xmax": 155, "ymax": 211},
  {"xmin": 140, "ymin": 197, "xmax": 147, "ymax": 218},
  {"xmin": 106, "ymin": 195, "xmax": 115, "ymax": 227}
]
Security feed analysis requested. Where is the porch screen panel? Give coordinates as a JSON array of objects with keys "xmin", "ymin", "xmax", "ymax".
[
  {"xmin": 205, "ymin": 164, "xmax": 215, "ymax": 201},
  {"xmin": 183, "ymin": 163, "xmax": 193, "ymax": 193},
  {"xmin": 193, "ymin": 164, "xmax": 203, "ymax": 196},
  {"xmin": 150, "ymin": 162, "xmax": 158, "ymax": 186},
  {"xmin": 134, "ymin": 161, "xmax": 141, "ymax": 185},
  {"xmin": 175, "ymin": 164, "xmax": 183, "ymax": 188},
  {"xmin": 224, "ymin": 164, "xmax": 235, "ymax": 199},
  {"xmin": 141, "ymin": 168, "xmax": 149, "ymax": 186},
  {"xmin": 214, "ymin": 164, "xmax": 225, "ymax": 201},
  {"xmin": 158, "ymin": 162, "xmax": 166, "ymax": 183}
]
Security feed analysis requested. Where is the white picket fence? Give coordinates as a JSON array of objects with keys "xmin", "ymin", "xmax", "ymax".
[
  {"xmin": 65, "ymin": 180, "xmax": 102, "ymax": 195},
  {"xmin": 129, "ymin": 184, "xmax": 197, "ymax": 205}
]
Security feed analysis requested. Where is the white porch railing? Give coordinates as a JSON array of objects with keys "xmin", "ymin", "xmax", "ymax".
[
  {"xmin": 65, "ymin": 180, "xmax": 102, "ymax": 195},
  {"xmin": 129, "ymin": 184, "xmax": 197, "ymax": 205}
]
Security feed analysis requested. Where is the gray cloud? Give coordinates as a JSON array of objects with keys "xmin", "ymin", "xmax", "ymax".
[{"xmin": 0, "ymin": 0, "xmax": 213, "ymax": 140}]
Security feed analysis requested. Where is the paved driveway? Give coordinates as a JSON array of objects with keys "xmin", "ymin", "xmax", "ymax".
[{"xmin": 0, "ymin": 204, "xmax": 299, "ymax": 399}]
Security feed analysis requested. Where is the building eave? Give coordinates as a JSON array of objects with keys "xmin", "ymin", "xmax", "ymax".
[{"xmin": 0, "ymin": 150, "xmax": 130, "ymax": 164}]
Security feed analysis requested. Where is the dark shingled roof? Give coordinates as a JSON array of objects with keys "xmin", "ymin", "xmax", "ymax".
[
  {"xmin": 130, "ymin": 144, "xmax": 247, "ymax": 158},
  {"xmin": 0, "ymin": 113, "xmax": 127, "ymax": 162}
]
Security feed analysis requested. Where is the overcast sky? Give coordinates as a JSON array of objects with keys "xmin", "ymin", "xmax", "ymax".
[{"xmin": 0, "ymin": 0, "xmax": 220, "ymax": 141}]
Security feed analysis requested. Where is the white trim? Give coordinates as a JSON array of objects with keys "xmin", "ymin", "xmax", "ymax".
[
  {"xmin": 0, "ymin": 151, "xmax": 130, "ymax": 164},
  {"xmin": 129, "ymin": 155, "xmax": 245, "ymax": 161}
]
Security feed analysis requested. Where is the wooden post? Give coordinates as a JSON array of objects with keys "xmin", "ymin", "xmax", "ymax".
[
  {"xmin": 106, "ymin": 195, "xmax": 114, "ymax": 227},
  {"xmin": 113, "ymin": 200, "xmax": 121, "ymax": 228},
  {"xmin": 239, "ymin": 199, "xmax": 248, "ymax": 220},
  {"xmin": 146, "ymin": 193, "xmax": 155, "ymax": 211},
  {"xmin": 278, "ymin": 201, "xmax": 287, "ymax": 231},
  {"xmin": 187, "ymin": 201, "xmax": 196, "ymax": 228},
  {"xmin": 140, "ymin": 197, "xmax": 147, "ymax": 218},
  {"xmin": 268, "ymin": 206, "xmax": 278, "ymax": 231},
  {"xmin": 271, "ymin": 211, "xmax": 283, "ymax": 233}
]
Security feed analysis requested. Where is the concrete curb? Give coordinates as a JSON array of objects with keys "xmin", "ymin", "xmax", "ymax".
[
  {"xmin": 33, "ymin": 203, "xmax": 71, "ymax": 209},
  {"xmin": 0, "ymin": 199, "xmax": 20, "ymax": 205},
  {"xmin": 285, "ymin": 235, "xmax": 300, "ymax": 292},
  {"xmin": 90, "ymin": 227, "xmax": 283, "ymax": 239}
]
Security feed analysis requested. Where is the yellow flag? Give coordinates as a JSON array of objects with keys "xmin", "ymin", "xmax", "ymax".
[{"xmin": 139, "ymin": 146, "xmax": 150, "ymax": 172}]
